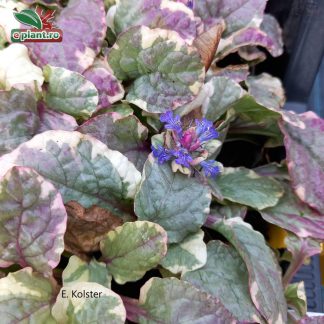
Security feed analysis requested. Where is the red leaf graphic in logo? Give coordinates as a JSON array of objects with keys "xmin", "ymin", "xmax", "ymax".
[{"xmin": 36, "ymin": 6, "xmax": 56, "ymax": 29}]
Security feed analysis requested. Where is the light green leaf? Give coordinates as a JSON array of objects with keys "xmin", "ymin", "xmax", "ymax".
[
  {"xmin": 63, "ymin": 256, "xmax": 112, "ymax": 288},
  {"xmin": 107, "ymin": 25, "xmax": 205, "ymax": 113},
  {"xmin": 0, "ymin": 130, "xmax": 141, "ymax": 215},
  {"xmin": 0, "ymin": 268, "xmax": 56, "ymax": 323},
  {"xmin": 0, "ymin": 167, "xmax": 66, "ymax": 276},
  {"xmin": 0, "ymin": 88, "xmax": 39, "ymax": 156},
  {"xmin": 285, "ymin": 282, "xmax": 307, "ymax": 318},
  {"xmin": 138, "ymin": 277, "xmax": 236, "ymax": 323},
  {"xmin": 100, "ymin": 221, "xmax": 167, "ymax": 284},
  {"xmin": 52, "ymin": 282, "xmax": 126, "ymax": 324},
  {"xmin": 183, "ymin": 241, "xmax": 263, "ymax": 323},
  {"xmin": 201, "ymin": 76, "xmax": 245, "ymax": 122},
  {"xmin": 134, "ymin": 156, "xmax": 211, "ymax": 243},
  {"xmin": 209, "ymin": 167, "xmax": 284, "ymax": 210},
  {"xmin": 214, "ymin": 218, "xmax": 287, "ymax": 324},
  {"xmin": 160, "ymin": 230, "xmax": 207, "ymax": 275},
  {"xmin": 43, "ymin": 65, "xmax": 99, "ymax": 119}
]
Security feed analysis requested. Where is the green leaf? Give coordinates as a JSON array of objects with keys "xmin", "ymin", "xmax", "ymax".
[
  {"xmin": 160, "ymin": 230, "xmax": 207, "ymax": 275},
  {"xmin": 107, "ymin": 25, "xmax": 205, "ymax": 113},
  {"xmin": 138, "ymin": 277, "xmax": 236, "ymax": 323},
  {"xmin": 0, "ymin": 88, "xmax": 39, "ymax": 156},
  {"xmin": 183, "ymin": 241, "xmax": 263, "ymax": 323},
  {"xmin": 201, "ymin": 76, "xmax": 245, "ymax": 122},
  {"xmin": 0, "ymin": 167, "xmax": 66, "ymax": 275},
  {"xmin": 43, "ymin": 65, "xmax": 99, "ymax": 119},
  {"xmin": 134, "ymin": 156, "xmax": 211, "ymax": 243},
  {"xmin": 0, "ymin": 130, "xmax": 141, "ymax": 214},
  {"xmin": 52, "ymin": 282, "xmax": 126, "ymax": 324},
  {"xmin": 214, "ymin": 218, "xmax": 287, "ymax": 323},
  {"xmin": 0, "ymin": 268, "xmax": 56, "ymax": 323},
  {"xmin": 285, "ymin": 282, "xmax": 307, "ymax": 318},
  {"xmin": 100, "ymin": 221, "xmax": 167, "ymax": 284},
  {"xmin": 63, "ymin": 256, "xmax": 112, "ymax": 288},
  {"xmin": 13, "ymin": 9, "xmax": 43, "ymax": 29},
  {"xmin": 209, "ymin": 167, "xmax": 284, "ymax": 210}
]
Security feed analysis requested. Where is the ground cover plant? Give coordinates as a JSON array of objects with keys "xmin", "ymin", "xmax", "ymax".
[{"xmin": 0, "ymin": 0, "xmax": 323, "ymax": 323}]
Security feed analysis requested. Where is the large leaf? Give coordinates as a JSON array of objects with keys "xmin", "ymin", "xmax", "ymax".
[
  {"xmin": 261, "ymin": 182, "xmax": 324, "ymax": 240},
  {"xmin": 160, "ymin": 230, "xmax": 207, "ymax": 275},
  {"xmin": 0, "ymin": 44, "xmax": 44, "ymax": 91},
  {"xmin": 214, "ymin": 218, "xmax": 288, "ymax": 323},
  {"xmin": 138, "ymin": 277, "xmax": 236, "ymax": 323},
  {"xmin": 279, "ymin": 111, "xmax": 324, "ymax": 214},
  {"xmin": 37, "ymin": 102, "xmax": 78, "ymax": 133},
  {"xmin": 63, "ymin": 256, "xmax": 112, "ymax": 288},
  {"xmin": 83, "ymin": 58, "xmax": 124, "ymax": 109},
  {"xmin": 134, "ymin": 156, "xmax": 211, "ymax": 243},
  {"xmin": 183, "ymin": 241, "xmax": 263, "ymax": 322},
  {"xmin": 43, "ymin": 65, "xmax": 99, "ymax": 119},
  {"xmin": 77, "ymin": 112, "xmax": 149, "ymax": 171},
  {"xmin": 194, "ymin": 0, "xmax": 267, "ymax": 36},
  {"xmin": 0, "ymin": 130, "xmax": 141, "ymax": 213},
  {"xmin": 52, "ymin": 282, "xmax": 126, "ymax": 324},
  {"xmin": 107, "ymin": 25, "xmax": 205, "ymax": 113},
  {"xmin": 209, "ymin": 167, "xmax": 284, "ymax": 210},
  {"xmin": 27, "ymin": 0, "xmax": 107, "ymax": 73},
  {"xmin": 100, "ymin": 221, "xmax": 167, "ymax": 284},
  {"xmin": 0, "ymin": 167, "xmax": 66, "ymax": 275},
  {"xmin": 113, "ymin": 0, "xmax": 197, "ymax": 43},
  {"xmin": 0, "ymin": 268, "xmax": 56, "ymax": 323},
  {"xmin": 0, "ymin": 88, "xmax": 39, "ymax": 156},
  {"xmin": 201, "ymin": 76, "xmax": 245, "ymax": 122}
]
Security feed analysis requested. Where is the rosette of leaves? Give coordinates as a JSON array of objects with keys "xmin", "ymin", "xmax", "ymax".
[{"xmin": 0, "ymin": 0, "xmax": 323, "ymax": 323}]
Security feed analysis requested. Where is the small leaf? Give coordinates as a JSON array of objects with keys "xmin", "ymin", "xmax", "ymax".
[
  {"xmin": 100, "ymin": 221, "xmax": 167, "ymax": 284},
  {"xmin": 285, "ymin": 282, "xmax": 307, "ymax": 318},
  {"xmin": 52, "ymin": 282, "xmax": 126, "ymax": 324},
  {"xmin": 0, "ymin": 167, "xmax": 67, "ymax": 275},
  {"xmin": 43, "ymin": 65, "xmax": 99, "ymax": 119},
  {"xmin": 209, "ymin": 167, "xmax": 284, "ymax": 210},
  {"xmin": 160, "ymin": 230, "xmax": 207, "ymax": 275},
  {"xmin": 138, "ymin": 277, "xmax": 236, "ymax": 323},
  {"xmin": 183, "ymin": 241, "xmax": 263, "ymax": 322},
  {"xmin": 134, "ymin": 156, "xmax": 211, "ymax": 243},
  {"xmin": 0, "ymin": 268, "xmax": 56, "ymax": 323},
  {"xmin": 14, "ymin": 9, "xmax": 43, "ymax": 29},
  {"xmin": 108, "ymin": 25, "xmax": 205, "ymax": 113},
  {"xmin": 63, "ymin": 256, "xmax": 112, "ymax": 288}
]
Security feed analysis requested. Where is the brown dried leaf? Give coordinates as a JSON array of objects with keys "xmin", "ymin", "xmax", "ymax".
[
  {"xmin": 193, "ymin": 22, "xmax": 225, "ymax": 71},
  {"xmin": 64, "ymin": 201, "xmax": 124, "ymax": 259}
]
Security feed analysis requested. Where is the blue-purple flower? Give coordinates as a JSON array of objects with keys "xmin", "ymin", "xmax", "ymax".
[
  {"xmin": 200, "ymin": 160, "xmax": 220, "ymax": 178},
  {"xmin": 152, "ymin": 111, "xmax": 221, "ymax": 177}
]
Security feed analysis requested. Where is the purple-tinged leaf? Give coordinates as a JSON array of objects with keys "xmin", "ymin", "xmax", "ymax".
[
  {"xmin": 205, "ymin": 204, "xmax": 247, "ymax": 227},
  {"xmin": 261, "ymin": 182, "xmax": 324, "ymax": 240},
  {"xmin": 238, "ymin": 46, "xmax": 267, "ymax": 62},
  {"xmin": 183, "ymin": 241, "xmax": 264, "ymax": 323},
  {"xmin": 27, "ymin": 0, "xmax": 106, "ymax": 73},
  {"xmin": 37, "ymin": 101, "xmax": 77, "ymax": 133},
  {"xmin": 83, "ymin": 59, "xmax": 124, "ymax": 109},
  {"xmin": 138, "ymin": 277, "xmax": 237, "ymax": 323},
  {"xmin": 207, "ymin": 64, "xmax": 250, "ymax": 83},
  {"xmin": 77, "ymin": 112, "xmax": 149, "ymax": 171},
  {"xmin": 279, "ymin": 111, "xmax": 324, "ymax": 214},
  {"xmin": 282, "ymin": 233, "xmax": 321, "ymax": 287},
  {"xmin": 0, "ymin": 268, "xmax": 56, "ymax": 322},
  {"xmin": 213, "ymin": 218, "xmax": 288, "ymax": 323},
  {"xmin": 254, "ymin": 162, "xmax": 289, "ymax": 180},
  {"xmin": 0, "ymin": 166, "xmax": 67, "ymax": 275},
  {"xmin": 0, "ymin": 88, "xmax": 39, "ymax": 156},
  {"xmin": 108, "ymin": 26, "xmax": 205, "ymax": 113},
  {"xmin": 299, "ymin": 315, "xmax": 324, "ymax": 324},
  {"xmin": 113, "ymin": 0, "xmax": 198, "ymax": 43},
  {"xmin": 194, "ymin": 0, "xmax": 267, "ymax": 37},
  {"xmin": 0, "ymin": 130, "xmax": 141, "ymax": 213}
]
